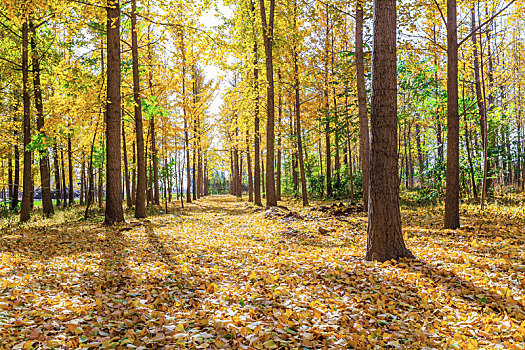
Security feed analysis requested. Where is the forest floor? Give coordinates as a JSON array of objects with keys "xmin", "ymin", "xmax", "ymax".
[{"xmin": 1, "ymin": 195, "xmax": 525, "ymax": 349}]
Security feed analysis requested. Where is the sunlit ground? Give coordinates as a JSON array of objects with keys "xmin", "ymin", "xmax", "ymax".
[{"xmin": 0, "ymin": 195, "xmax": 524, "ymax": 349}]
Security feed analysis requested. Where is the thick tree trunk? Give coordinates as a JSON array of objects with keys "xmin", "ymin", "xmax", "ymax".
[
  {"xmin": 31, "ymin": 29, "xmax": 54, "ymax": 216},
  {"xmin": 356, "ymin": 2, "xmax": 370, "ymax": 211},
  {"xmin": 20, "ymin": 21, "xmax": 32, "ymax": 222},
  {"xmin": 365, "ymin": 0, "xmax": 413, "ymax": 262},
  {"xmin": 444, "ymin": 0, "xmax": 460, "ymax": 229},
  {"xmin": 104, "ymin": 0, "xmax": 125, "ymax": 224},
  {"xmin": 259, "ymin": 0, "xmax": 277, "ymax": 206}
]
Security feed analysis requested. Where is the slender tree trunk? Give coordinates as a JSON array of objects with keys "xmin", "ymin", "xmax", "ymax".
[
  {"xmin": 276, "ymin": 71, "xmax": 282, "ymax": 201},
  {"xmin": 293, "ymin": 8, "xmax": 308, "ymax": 206},
  {"xmin": 247, "ymin": 131, "xmax": 253, "ymax": 202},
  {"xmin": 11, "ymin": 115, "xmax": 20, "ymax": 211},
  {"xmin": 365, "ymin": 0, "xmax": 413, "ymax": 262},
  {"xmin": 31, "ymin": 29, "xmax": 54, "ymax": 216},
  {"xmin": 332, "ymin": 30, "xmax": 340, "ymax": 188},
  {"xmin": 261, "ymin": 153, "xmax": 265, "ymax": 198},
  {"xmin": 444, "ymin": 0, "xmax": 460, "ymax": 229},
  {"xmin": 122, "ymin": 117, "xmax": 132, "ymax": 208},
  {"xmin": 192, "ymin": 135, "xmax": 197, "ymax": 200},
  {"xmin": 290, "ymin": 112, "xmax": 299, "ymax": 195},
  {"xmin": 234, "ymin": 141, "xmax": 241, "ymax": 198},
  {"xmin": 408, "ymin": 121, "xmax": 414, "ymax": 188},
  {"xmin": 8, "ymin": 154, "xmax": 13, "ymax": 205},
  {"xmin": 20, "ymin": 21, "xmax": 32, "ymax": 222},
  {"xmin": 204, "ymin": 156, "xmax": 209, "ymax": 196},
  {"xmin": 131, "ymin": 0, "xmax": 147, "ymax": 216},
  {"xmin": 415, "ymin": 122, "xmax": 425, "ymax": 187},
  {"xmin": 54, "ymin": 147, "xmax": 61, "ymax": 208},
  {"xmin": 80, "ymin": 157, "xmax": 85, "ymax": 205},
  {"xmin": 98, "ymin": 167, "xmax": 103, "ymax": 208},
  {"xmin": 68, "ymin": 136, "xmax": 74, "ymax": 205},
  {"xmin": 104, "ymin": 0, "xmax": 125, "ymax": 224},
  {"xmin": 356, "ymin": 1, "xmax": 370, "ymax": 211},
  {"xmin": 61, "ymin": 150, "xmax": 67, "ymax": 207},
  {"xmin": 252, "ymin": 0, "xmax": 262, "ymax": 207},
  {"xmin": 324, "ymin": 7, "xmax": 332, "ymax": 198},
  {"xmin": 259, "ymin": 0, "xmax": 277, "ymax": 206}
]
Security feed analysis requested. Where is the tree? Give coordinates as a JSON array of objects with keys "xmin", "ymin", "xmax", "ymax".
[
  {"xmin": 444, "ymin": 0, "xmax": 459, "ymax": 229},
  {"xmin": 356, "ymin": 1, "xmax": 370, "ymax": 211},
  {"xmin": 104, "ymin": 0, "xmax": 125, "ymax": 225},
  {"xmin": 132, "ymin": 0, "xmax": 147, "ymax": 218},
  {"xmin": 31, "ymin": 25, "xmax": 54, "ymax": 217},
  {"xmin": 20, "ymin": 20, "xmax": 31, "ymax": 222},
  {"xmin": 259, "ymin": 0, "xmax": 277, "ymax": 207},
  {"xmin": 365, "ymin": 0, "xmax": 414, "ymax": 262}
]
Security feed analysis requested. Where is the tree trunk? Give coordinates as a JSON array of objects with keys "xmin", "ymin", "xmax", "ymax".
[
  {"xmin": 259, "ymin": 0, "xmax": 277, "ymax": 206},
  {"xmin": 365, "ymin": 0, "xmax": 413, "ymax": 262},
  {"xmin": 415, "ymin": 122, "xmax": 424, "ymax": 187},
  {"xmin": 31, "ymin": 29, "xmax": 54, "ymax": 217},
  {"xmin": 11, "ymin": 116, "xmax": 20, "ymax": 211},
  {"xmin": 252, "ymin": 0, "xmax": 262, "ymax": 207},
  {"xmin": 131, "ymin": 0, "xmax": 146, "ymax": 218},
  {"xmin": 247, "ymin": 131, "xmax": 253, "ymax": 202},
  {"xmin": 80, "ymin": 157, "xmax": 85, "ymax": 205},
  {"xmin": 276, "ymin": 71, "xmax": 282, "ymax": 201},
  {"xmin": 261, "ymin": 153, "xmax": 265, "ymax": 198},
  {"xmin": 61, "ymin": 150, "xmax": 67, "ymax": 207},
  {"xmin": 293, "ymin": 6, "xmax": 308, "ymax": 206},
  {"xmin": 98, "ymin": 167, "xmax": 103, "ymax": 208},
  {"xmin": 131, "ymin": 141, "xmax": 136, "ymax": 205},
  {"xmin": 444, "ymin": 0, "xmax": 460, "ymax": 229},
  {"xmin": 68, "ymin": 136, "xmax": 74, "ymax": 205},
  {"xmin": 54, "ymin": 147, "xmax": 61, "ymax": 207},
  {"xmin": 20, "ymin": 21, "xmax": 32, "ymax": 222},
  {"xmin": 234, "ymin": 142, "xmax": 241, "ymax": 198},
  {"xmin": 324, "ymin": 7, "xmax": 332, "ymax": 198},
  {"xmin": 104, "ymin": 0, "xmax": 125, "ymax": 224},
  {"xmin": 122, "ymin": 117, "xmax": 132, "ymax": 208},
  {"xmin": 356, "ymin": 1, "xmax": 370, "ymax": 211}
]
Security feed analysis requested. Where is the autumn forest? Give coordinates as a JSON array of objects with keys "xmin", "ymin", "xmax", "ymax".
[{"xmin": 0, "ymin": 0, "xmax": 525, "ymax": 348}]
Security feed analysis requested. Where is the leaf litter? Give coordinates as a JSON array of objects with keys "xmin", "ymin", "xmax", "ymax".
[{"xmin": 0, "ymin": 196, "xmax": 525, "ymax": 349}]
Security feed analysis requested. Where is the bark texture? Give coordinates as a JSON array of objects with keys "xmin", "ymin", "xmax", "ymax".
[
  {"xmin": 104, "ymin": 0, "xmax": 125, "ymax": 224},
  {"xmin": 132, "ymin": 0, "xmax": 147, "ymax": 218},
  {"xmin": 365, "ymin": 0, "xmax": 414, "ymax": 262},
  {"xmin": 356, "ymin": 1, "xmax": 370, "ymax": 211},
  {"xmin": 444, "ymin": 0, "xmax": 460, "ymax": 229},
  {"xmin": 20, "ymin": 21, "xmax": 32, "ymax": 222}
]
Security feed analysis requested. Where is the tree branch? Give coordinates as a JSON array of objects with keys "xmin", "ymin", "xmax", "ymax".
[{"xmin": 458, "ymin": 0, "xmax": 515, "ymax": 47}]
